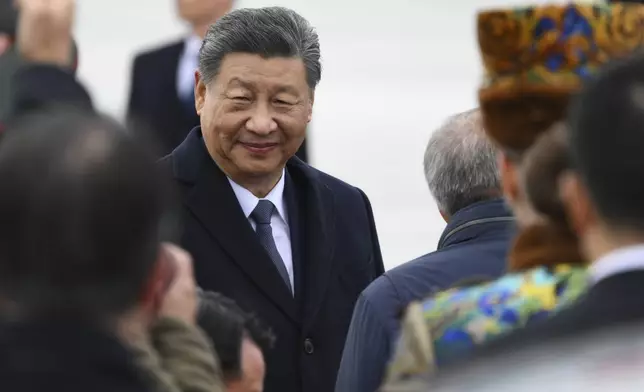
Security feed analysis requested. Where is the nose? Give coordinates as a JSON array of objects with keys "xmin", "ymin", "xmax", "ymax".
[{"xmin": 245, "ymin": 103, "xmax": 278, "ymax": 135}]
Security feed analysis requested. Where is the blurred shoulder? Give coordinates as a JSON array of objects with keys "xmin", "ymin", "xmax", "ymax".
[{"xmin": 133, "ymin": 40, "xmax": 185, "ymax": 66}]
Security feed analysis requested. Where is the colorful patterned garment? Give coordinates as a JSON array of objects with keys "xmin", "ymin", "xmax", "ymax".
[{"xmin": 384, "ymin": 265, "xmax": 589, "ymax": 383}]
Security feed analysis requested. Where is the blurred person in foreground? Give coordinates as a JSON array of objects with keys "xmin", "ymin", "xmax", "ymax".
[
  {"xmin": 197, "ymin": 291, "xmax": 275, "ymax": 392},
  {"xmin": 0, "ymin": 109, "xmax": 206, "ymax": 392},
  {"xmin": 381, "ymin": 3, "xmax": 644, "ymax": 389},
  {"xmin": 10, "ymin": 4, "xmax": 386, "ymax": 391},
  {"xmin": 424, "ymin": 29, "xmax": 644, "ymax": 392},
  {"xmin": 127, "ymin": 0, "xmax": 234, "ymax": 158},
  {"xmin": 462, "ymin": 29, "xmax": 644, "ymax": 361},
  {"xmin": 335, "ymin": 108, "xmax": 514, "ymax": 392},
  {"xmin": 4, "ymin": 1, "xmax": 225, "ymax": 391}
]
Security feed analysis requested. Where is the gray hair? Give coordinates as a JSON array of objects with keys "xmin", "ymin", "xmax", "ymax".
[
  {"xmin": 423, "ymin": 109, "xmax": 501, "ymax": 216},
  {"xmin": 199, "ymin": 7, "xmax": 322, "ymax": 89}
]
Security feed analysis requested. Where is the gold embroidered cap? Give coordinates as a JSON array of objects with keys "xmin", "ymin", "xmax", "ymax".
[{"xmin": 477, "ymin": 2, "xmax": 644, "ymax": 153}]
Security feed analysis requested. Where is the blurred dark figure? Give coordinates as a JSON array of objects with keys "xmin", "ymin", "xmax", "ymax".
[
  {"xmin": 480, "ymin": 51, "xmax": 644, "ymax": 349},
  {"xmin": 0, "ymin": 0, "xmax": 79, "ymax": 129},
  {"xmin": 0, "ymin": 109, "xmax": 173, "ymax": 392},
  {"xmin": 197, "ymin": 291, "xmax": 275, "ymax": 392}
]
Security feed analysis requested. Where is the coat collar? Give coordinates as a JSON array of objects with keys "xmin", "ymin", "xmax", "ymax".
[
  {"xmin": 171, "ymin": 128, "xmax": 336, "ymax": 324},
  {"xmin": 437, "ymin": 199, "xmax": 515, "ymax": 250}
]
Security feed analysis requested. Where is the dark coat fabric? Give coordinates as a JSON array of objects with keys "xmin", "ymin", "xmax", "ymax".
[
  {"xmin": 0, "ymin": 315, "xmax": 151, "ymax": 392},
  {"xmin": 335, "ymin": 199, "xmax": 514, "ymax": 392},
  {"xmin": 158, "ymin": 128, "xmax": 384, "ymax": 392},
  {"xmin": 127, "ymin": 41, "xmax": 199, "ymax": 159}
]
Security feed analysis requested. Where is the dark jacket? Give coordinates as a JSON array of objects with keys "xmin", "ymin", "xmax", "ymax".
[
  {"xmin": 127, "ymin": 41, "xmax": 199, "ymax": 159},
  {"xmin": 0, "ymin": 315, "xmax": 151, "ymax": 392},
  {"xmin": 159, "ymin": 128, "xmax": 384, "ymax": 392},
  {"xmin": 335, "ymin": 199, "xmax": 514, "ymax": 392}
]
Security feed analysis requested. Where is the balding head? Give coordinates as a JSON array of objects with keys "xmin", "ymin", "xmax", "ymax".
[
  {"xmin": 0, "ymin": 109, "xmax": 175, "ymax": 317},
  {"xmin": 423, "ymin": 109, "xmax": 501, "ymax": 217}
]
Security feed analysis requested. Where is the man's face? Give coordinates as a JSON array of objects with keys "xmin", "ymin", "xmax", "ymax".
[
  {"xmin": 177, "ymin": 0, "xmax": 233, "ymax": 25},
  {"xmin": 227, "ymin": 338, "xmax": 266, "ymax": 392},
  {"xmin": 195, "ymin": 53, "xmax": 312, "ymax": 184}
]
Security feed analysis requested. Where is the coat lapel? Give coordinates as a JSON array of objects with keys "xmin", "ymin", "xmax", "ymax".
[
  {"xmin": 173, "ymin": 129, "xmax": 298, "ymax": 323},
  {"xmin": 286, "ymin": 159, "xmax": 337, "ymax": 327}
]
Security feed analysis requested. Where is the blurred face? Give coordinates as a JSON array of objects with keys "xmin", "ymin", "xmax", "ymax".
[
  {"xmin": 177, "ymin": 0, "xmax": 233, "ymax": 25},
  {"xmin": 227, "ymin": 338, "xmax": 266, "ymax": 392},
  {"xmin": 498, "ymin": 152, "xmax": 540, "ymax": 227},
  {"xmin": 195, "ymin": 53, "xmax": 312, "ymax": 188},
  {"xmin": 559, "ymin": 171, "xmax": 599, "ymax": 259}
]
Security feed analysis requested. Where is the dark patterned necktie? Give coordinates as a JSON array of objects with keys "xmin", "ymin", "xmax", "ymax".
[{"xmin": 251, "ymin": 200, "xmax": 293, "ymax": 294}]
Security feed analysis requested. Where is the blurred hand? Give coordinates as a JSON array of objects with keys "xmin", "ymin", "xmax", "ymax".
[
  {"xmin": 16, "ymin": 0, "xmax": 74, "ymax": 66},
  {"xmin": 159, "ymin": 243, "xmax": 198, "ymax": 325}
]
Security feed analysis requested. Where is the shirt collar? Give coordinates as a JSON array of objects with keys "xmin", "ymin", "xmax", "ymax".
[
  {"xmin": 227, "ymin": 169, "xmax": 288, "ymax": 224},
  {"xmin": 590, "ymin": 244, "xmax": 644, "ymax": 284},
  {"xmin": 183, "ymin": 35, "xmax": 202, "ymax": 57}
]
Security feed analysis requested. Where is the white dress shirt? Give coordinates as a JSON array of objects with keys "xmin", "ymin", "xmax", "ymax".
[
  {"xmin": 227, "ymin": 170, "xmax": 294, "ymax": 292},
  {"xmin": 590, "ymin": 244, "xmax": 644, "ymax": 284},
  {"xmin": 176, "ymin": 35, "xmax": 202, "ymax": 99}
]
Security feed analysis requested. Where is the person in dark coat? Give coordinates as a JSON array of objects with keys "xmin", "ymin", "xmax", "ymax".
[
  {"xmin": 11, "ymin": 7, "xmax": 382, "ymax": 392},
  {"xmin": 470, "ymin": 43, "xmax": 644, "ymax": 359},
  {"xmin": 335, "ymin": 109, "xmax": 513, "ymax": 392},
  {"xmin": 158, "ymin": 8, "xmax": 384, "ymax": 392}
]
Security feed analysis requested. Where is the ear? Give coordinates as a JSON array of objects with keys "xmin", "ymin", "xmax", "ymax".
[
  {"xmin": 498, "ymin": 152, "xmax": 519, "ymax": 203},
  {"xmin": 306, "ymin": 90, "xmax": 314, "ymax": 123},
  {"xmin": 195, "ymin": 70, "xmax": 207, "ymax": 116},
  {"xmin": 559, "ymin": 170, "xmax": 595, "ymax": 237}
]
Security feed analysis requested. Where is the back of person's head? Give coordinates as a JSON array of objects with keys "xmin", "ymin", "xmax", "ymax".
[
  {"xmin": 197, "ymin": 291, "xmax": 274, "ymax": 389},
  {"xmin": 567, "ymin": 52, "xmax": 644, "ymax": 234},
  {"xmin": 423, "ymin": 108, "xmax": 501, "ymax": 219},
  {"xmin": 0, "ymin": 109, "xmax": 173, "ymax": 319}
]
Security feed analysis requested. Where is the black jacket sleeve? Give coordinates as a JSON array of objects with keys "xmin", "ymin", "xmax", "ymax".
[
  {"xmin": 10, "ymin": 64, "xmax": 94, "ymax": 120},
  {"xmin": 358, "ymin": 187, "xmax": 386, "ymax": 279}
]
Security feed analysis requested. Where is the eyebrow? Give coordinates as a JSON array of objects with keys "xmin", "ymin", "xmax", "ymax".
[
  {"xmin": 226, "ymin": 77, "xmax": 253, "ymax": 89},
  {"xmin": 226, "ymin": 77, "xmax": 300, "ymax": 96}
]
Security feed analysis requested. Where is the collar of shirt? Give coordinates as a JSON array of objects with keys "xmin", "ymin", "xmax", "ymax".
[
  {"xmin": 227, "ymin": 169, "xmax": 289, "ymax": 226},
  {"xmin": 183, "ymin": 35, "xmax": 202, "ymax": 59},
  {"xmin": 177, "ymin": 35, "xmax": 202, "ymax": 97},
  {"xmin": 590, "ymin": 244, "xmax": 644, "ymax": 284}
]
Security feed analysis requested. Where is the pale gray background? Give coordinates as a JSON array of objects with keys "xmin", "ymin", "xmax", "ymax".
[{"xmin": 74, "ymin": 0, "xmax": 549, "ymax": 269}]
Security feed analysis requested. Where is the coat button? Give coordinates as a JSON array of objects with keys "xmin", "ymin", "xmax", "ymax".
[{"xmin": 303, "ymin": 338, "xmax": 314, "ymax": 355}]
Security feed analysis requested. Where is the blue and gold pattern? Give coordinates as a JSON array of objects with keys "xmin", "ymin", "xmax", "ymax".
[
  {"xmin": 478, "ymin": 3, "xmax": 644, "ymax": 100},
  {"xmin": 421, "ymin": 265, "xmax": 588, "ymax": 366}
]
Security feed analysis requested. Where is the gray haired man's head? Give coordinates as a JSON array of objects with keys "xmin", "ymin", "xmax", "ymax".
[
  {"xmin": 423, "ymin": 109, "xmax": 501, "ymax": 218},
  {"xmin": 199, "ymin": 6, "xmax": 321, "ymax": 89}
]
